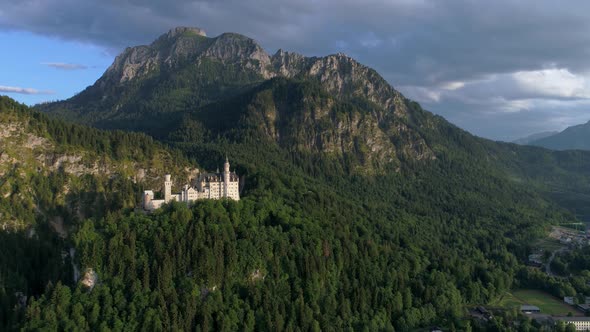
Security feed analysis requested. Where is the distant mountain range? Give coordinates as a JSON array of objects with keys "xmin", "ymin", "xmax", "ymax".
[
  {"xmin": 512, "ymin": 131, "xmax": 558, "ymax": 145},
  {"xmin": 514, "ymin": 121, "xmax": 590, "ymax": 150}
]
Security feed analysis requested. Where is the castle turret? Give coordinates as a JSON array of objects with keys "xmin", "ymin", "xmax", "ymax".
[
  {"xmin": 164, "ymin": 174, "xmax": 172, "ymax": 202},
  {"xmin": 223, "ymin": 157, "xmax": 230, "ymax": 198},
  {"xmin": 143, "ymin": 190, "xmax": 153, "ymax": 210}
]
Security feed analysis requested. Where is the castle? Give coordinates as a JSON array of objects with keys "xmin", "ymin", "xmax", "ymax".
[{"xmin": 143, "ymin": 158, "xmax": 240, "ymax": 211}]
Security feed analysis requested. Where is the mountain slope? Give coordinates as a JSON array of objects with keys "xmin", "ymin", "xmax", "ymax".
[
  {"xmin": 531, "ymin": 120, "xmax": 590, "ymax": 150},
  {"xmin": 25, "ymin": 27, "xmax": 590, "ymax": 330},
  {"xmin": 1, "ymin": 96, "xmax": 194, "ymax": 230},
  {"xmin": 38, "ymin": 26, "xmax": 590, "ymax": 220},
  {"xmin": 512, "ymin": 131, "xmax": 558, "ymax": 145},
  {"xmin": 0, "ymin": 95, "xmax": 198, "ymax": 329},
  {"xmin": 39, "ymin": 27, "xmax": 434, "ymax": 163}
]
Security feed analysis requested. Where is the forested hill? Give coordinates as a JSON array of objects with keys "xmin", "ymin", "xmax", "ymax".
[
  {"xmin": 14, "ymin": 26, "xmax": 590, "ymax": 330},
  {"xmin": 19, "ymin": 99, "xmax": 581, "ymax": 330},
  {"xmin": 0, "ymin": 95, "xmax": 193, "ymax": 329}
]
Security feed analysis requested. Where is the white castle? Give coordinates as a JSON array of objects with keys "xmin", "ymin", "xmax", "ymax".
[{"xmin": 143, "ymin": 158, "xmax": 240, "ymax": 211}]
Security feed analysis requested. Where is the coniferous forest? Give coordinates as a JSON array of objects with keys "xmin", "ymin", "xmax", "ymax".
[
  {"xmin": 2, "ymin": 26, "xmax": 590, "ymax": 332},
  {"xmin": 1, "ymin": 92, "xmax": 589, "ymax": 330}
]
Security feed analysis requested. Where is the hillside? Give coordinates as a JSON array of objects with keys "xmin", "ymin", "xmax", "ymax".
[
  {"xmin": 0, "ymin": 96, "xmax": 194, "ymax": 329},
  {"xmin": 530, "ymin": 120, "xmax": 590, "ymax": 151},
  {"xmin": 513, "ymin": 131, "xmax": 558, "ymax": 145},
  {"xmin": 17, "ymin": 26, "xmax": 590, "ymax": 330},
  {"xmin": 0, "ymin": 96, "xmax": 197, "ymax": 229},
  {"xmin": 39, "ymin": 27, "xmax": 433, "ymax": 165}
]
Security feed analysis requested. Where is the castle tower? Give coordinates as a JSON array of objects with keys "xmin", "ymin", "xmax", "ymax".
[
  {"xmin": 223, "ymin": 157, "xmax": 230, "ymax": 198},
  {"xmin": 164, "ymin": 174, "xmax": 172, "ymax": 202},
  {"xmin": 143, "ymin": 191, "xmax": 153, "ymax": 210}
]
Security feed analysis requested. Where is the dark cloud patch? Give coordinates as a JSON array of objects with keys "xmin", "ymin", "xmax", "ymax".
[
  {"xmin": 6, "ymin": 0, "xmax": 590, "ymax": 83},
  {"xmin": 2, "ymin": 0, "xmax": 590, "ymax": 139}
]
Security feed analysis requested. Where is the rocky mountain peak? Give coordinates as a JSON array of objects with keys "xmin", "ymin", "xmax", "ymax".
[
  {"xmin": 47, "ymin": 27, "xmax": 428, "ymax": 164},
  {"xmin": 160, "ymin": 26, "xmax": 207, "ymax": 40}
]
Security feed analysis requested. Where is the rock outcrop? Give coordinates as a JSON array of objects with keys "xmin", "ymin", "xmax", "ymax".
[
  {"xmin": 80, "ymin": 268, "xmax": 98, "ymax": 290},
  {"xmin": 42, "ymin": 26, "xmax": 441, "ymax": 169}
]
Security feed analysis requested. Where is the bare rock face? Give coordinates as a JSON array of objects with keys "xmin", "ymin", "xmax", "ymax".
[
  {"xmin": 269, "ymin": 52, "xmax": 413, "ymax": 121},
  {"xmin": 135, "ymin": 168, "xmax": 146, "ymax": 183},
  {"xmin": 164, "ymin": 26, "xmax": 207, "ymax": 39},
  {"xmin": 80, "ymin": 268, "xmax": 98, "ymax": 290},
  {"xmin": 249, "ymin": 269, "xmax": 265, "ymax": 282},
  {"xmin": 102, "ymin": 27, "xmax": 271, "ymax": 84},
  {"xmin": 47, "ymin": 26, "xmax": 439, "ymax": 168}
]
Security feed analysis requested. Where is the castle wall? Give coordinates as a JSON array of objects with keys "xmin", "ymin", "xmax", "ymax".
[
  {"xmin": 227, "ymin": 181, "xmax": 240, "ymax": 200},
  {"xmin": 149, "ymin": 199, "xmax": 166, "ymax": 210},
  {"xmin": 144, "ymin": 162, "xmax": 240, "ymax": 211}
]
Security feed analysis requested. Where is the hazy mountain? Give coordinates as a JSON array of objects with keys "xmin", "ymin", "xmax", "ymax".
[
  {"xmin": 530, "ymin": 120, "xmax": 590, "ymax": 150},
  {"xmin": 512, "ymin": 131, "xmax": 558, "ymax": 145}
]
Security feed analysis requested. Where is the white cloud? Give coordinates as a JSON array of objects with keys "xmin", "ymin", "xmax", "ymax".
[
  {"xmin": 0, "ymin": 85, "xmax": 54, "ymax": 95},
  {"xmin": 496, "ymin": 98, "xmax": 533, "ymax": 113},
  {"xmin": 42, "ymin": 62, "xmax": 88, "ymax": 70},
  {"xmin": 398, "ymin": 85, "xmax": 441, "ymax": 102},
  {"xmin": 512, "ymin": 68, "xmax": 590, "ymax": 99},
  {"xmin": 439, "ymin": 81, "xmax": 465, "ymax": 90}
]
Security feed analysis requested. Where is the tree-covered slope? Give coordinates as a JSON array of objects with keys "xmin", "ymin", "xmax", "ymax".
[
  {"xmin": 0, "ymin": 96, "xmax": 193, "ymax": 329},
  {"xmin": 158, "ymin": 75, "xmax": 590, "ymax": 222},
  {"xmin": 21, "ymin": 26, "xmax": 590, "ymax": 330},
  {"xmin": 531, "ymin": 120, "xmax": 590, "ymax": 151},
  {"xmin": 19, "ymin": 136, "xmax": 574, "ymax": 331},
  {"xmin": 513, "ymin": 131, "xmax": 558, "ymax": 145},
  {"xmin": 20, "ymin": 95, "xmax": 589, "ymax": 330}
]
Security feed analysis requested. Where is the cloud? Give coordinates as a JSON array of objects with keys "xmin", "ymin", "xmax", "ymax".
[
  {"xmin": 2, "ymin": 0, "xmax": 590, "ymax": 139},
  {"xmin": 41, "ymin": 62, "xmax": 88, "ymax": 70},
  {"xmin": 512, "ymin": 69, "xmax": 590, "ymax": 99},
  {"xmin": 0, "ymin": 85, "xmax": 54, "ymax": 95}
]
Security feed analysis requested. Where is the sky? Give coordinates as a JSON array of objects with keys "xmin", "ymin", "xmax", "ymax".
[{"xmin": 1, "ymin": 0, "xmax": 590, "ymax": 141}]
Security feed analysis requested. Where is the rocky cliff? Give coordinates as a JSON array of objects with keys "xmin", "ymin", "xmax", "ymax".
[
  {"xmin": 0, "ymin": 96, "xmax": 190, "ymax": 231},
  {"xmin": 40, "ymin": 27, "xmax": 442, "ymax": 170}
]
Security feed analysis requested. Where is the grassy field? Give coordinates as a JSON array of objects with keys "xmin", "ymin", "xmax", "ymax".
[
  {"xmin": 493, "ymin": 289, "xmax": 583, "ymax": 316},
  {"xmin": 534, "ymin": 238, "xmax": 564, "ymax": 252}
]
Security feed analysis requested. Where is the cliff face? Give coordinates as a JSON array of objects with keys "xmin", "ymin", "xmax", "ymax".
[
  {"xmin": 101, "ymin": 28, "xmax": 271, "ymax": 85},
  {"xmin": 230, "ymin": 80, "xmax": 434, "ymax": 173},
  {"xmin": 40, "ymin": 27, "xmax": 443, "ymax": 169},
  {"xmin": 0, "ymin": 97, "xmax": 190, "ymax": 231}
]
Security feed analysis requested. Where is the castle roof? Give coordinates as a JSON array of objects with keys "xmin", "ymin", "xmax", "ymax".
[{"xmin": 199, "ymin": 172, "xmax": 239, "ymax": 182}]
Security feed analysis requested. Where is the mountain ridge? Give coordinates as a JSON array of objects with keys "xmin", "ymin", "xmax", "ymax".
[
  {"xmin": 512, "ymin": 131, "xmax": 559, "ymax": 145},
  {"xmin": 530, "ymin": 120, "xmax": 590, "ymax": 150},
  {"xmin": 39, "ymin": 27, "xmax": 435, "ymax": 170},
  {"xmin": 12, "ymin": 26, "xmax": 590, "ymax": 331}
]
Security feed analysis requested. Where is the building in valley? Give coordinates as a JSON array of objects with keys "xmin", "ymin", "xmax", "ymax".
[
  {"xmin": 553, "ymin": 317, "xmax": 590, "ymax": 331},
  {"xmin": 143, "ymin": 158, "xmax": 239, "ymax": 211}
]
